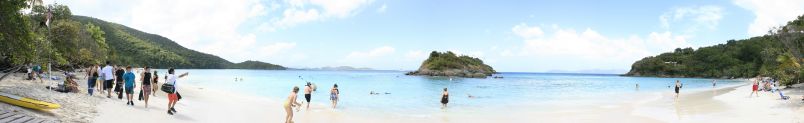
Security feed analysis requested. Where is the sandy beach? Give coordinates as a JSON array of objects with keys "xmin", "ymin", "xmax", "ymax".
[{"xmin": 1, "ymin": 72, "xmax": 803, "ymax": 123}]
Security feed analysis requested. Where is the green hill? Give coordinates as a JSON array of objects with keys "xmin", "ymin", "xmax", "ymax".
[
  {"xmin": 406, "ymin": 51, "xmax": 496, "ymax": 78},
  {"xmin": 0, "ymin": 3, "xmax": 285, "ymax": 70},
  {"xmin": 626, "ymin": 14, "xmax": 804, "ymax": 86}
]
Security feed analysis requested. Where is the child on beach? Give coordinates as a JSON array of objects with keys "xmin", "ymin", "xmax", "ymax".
[
  {"xmin": 284, "ymin": 86, "xmax": 302, "ymax": 123},
  {"xmin": 123, "ymin": 66, "xmax": 136, "ymax": 106},
  {"xmin": 750, "ymin": 79, "xmax": 759, "ymax": 97},
  {"xmin": 330, "ymin": 84, "xmax": 339, "ymax": 108},
  {"xmin": 441, "ymin": 88, "xmax": 449, "ymax": 109}
]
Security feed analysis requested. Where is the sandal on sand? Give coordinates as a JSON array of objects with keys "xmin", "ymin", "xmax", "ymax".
[
  {"xmin": 168, "ymin": 110, "xmax": 174, "ymax": 115},
  {"xmin": 170, "ymin": 108, "xmax": 177, "ymax": 113}
]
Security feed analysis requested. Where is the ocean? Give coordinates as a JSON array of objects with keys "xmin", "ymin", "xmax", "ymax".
[{"xmin": 159, "ymin": 69, "xmax": 745, "ymax": 117}]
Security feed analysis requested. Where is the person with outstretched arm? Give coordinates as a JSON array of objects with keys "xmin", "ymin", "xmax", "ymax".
[{"xmin": 166, "ymin": 68, "xmax": 188, "ymax": 115}]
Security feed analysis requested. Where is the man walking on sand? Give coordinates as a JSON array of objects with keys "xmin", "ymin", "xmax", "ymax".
[{"xmin": 101, "ymin": 61, "xmax": 115, "ymax": 98}]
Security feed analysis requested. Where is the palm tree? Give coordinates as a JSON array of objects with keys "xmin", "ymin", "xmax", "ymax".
[
  {"xmin": 777, "ymin": 53, "xmax": 801, "ymax": 69},
  {"xmin": 776, "ymin": 53, "xmax": 802, "ymax": 85}
]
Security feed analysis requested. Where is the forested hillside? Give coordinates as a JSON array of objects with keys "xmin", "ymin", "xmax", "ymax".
[
  {"xmin": 626, "ymin": 14, "xmax": 804, "ymax": 86},
  {"xmin": 0, "ymin": 2, "xmax": 285, "ymax": 70}
]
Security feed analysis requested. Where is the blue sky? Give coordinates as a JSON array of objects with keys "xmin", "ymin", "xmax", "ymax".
[{"xmin": 54, "ymin": 0, "xmax": 804, "ymax": 73}]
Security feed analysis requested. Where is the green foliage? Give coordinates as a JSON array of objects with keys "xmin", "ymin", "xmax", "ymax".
[
  {"xmin": 419, "ymin": 51, "xmax": 495, "ymax": 75},
  {"xmin": 0, "ymin": 0, "xmax": 37, "ymax": 65},
  {"xmin": 229, "ymin": 60, "xmax": 286, "ymax": 70},
  {"xmin": 627, "ymin": 14, "xmax": 804, "ymax": 86},
  {"xmin": 1, "ymin": 3, "xmax": 285, "ymax": 70}
]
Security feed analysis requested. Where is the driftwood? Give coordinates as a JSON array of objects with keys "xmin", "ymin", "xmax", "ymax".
[{"xmin": 0, "ymin": 66, "xmax": 23, "ymax": 82}]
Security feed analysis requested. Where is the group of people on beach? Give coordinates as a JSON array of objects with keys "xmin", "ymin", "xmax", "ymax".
[
  {"xmin": 283, "ymin": 82, "xmax": 340, "ymax": 123},
  {"xmin": 24, "ymin": 63, "xmax": 44, "ymax": 82},
  {"xmin": 281, "ymin": 82, "xmax": 452, "ymax": 123},
  {"xmin": 83, "ymin": 61, "xmax": 188, "ymax": 115},
  {"xmin": 749, "ymin": 77, "xmax": 785, "ymax": 98}
]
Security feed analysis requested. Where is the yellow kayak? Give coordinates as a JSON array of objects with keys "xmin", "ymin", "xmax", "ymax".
[{"xmin": 0, "ymin": 92, "xmax": 60, "ymax": 110}]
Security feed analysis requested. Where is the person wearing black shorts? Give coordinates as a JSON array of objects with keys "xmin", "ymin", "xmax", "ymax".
[{"xmin": 303, "ymin": 82, "xmax": 312, "ymax": 110}]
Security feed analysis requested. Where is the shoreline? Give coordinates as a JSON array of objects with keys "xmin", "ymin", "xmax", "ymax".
[
  {"xmin": 634, "ymin": 79, "xmax": 804, "ymax": 122},
  {"xmin": 1, "ymin": 72, "xmax": 802, "ymax": 123}
]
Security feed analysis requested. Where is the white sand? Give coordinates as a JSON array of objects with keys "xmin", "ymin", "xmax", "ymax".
[
  {"xmin": 3, "ymin": 71, "xmax": 803, "ymax": 123},
  {"xmin": 0, "ymin": 73, "xmax": 102, "ymax": 122},
  {"xmin": 634, "ymin": 80, "xmax": 804, "ymax": 123}
]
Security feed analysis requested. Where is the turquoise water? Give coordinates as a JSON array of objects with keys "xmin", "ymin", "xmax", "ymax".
[{"xmin": 163, "ymin": 69, "xmax": 744, "ymax": 116}]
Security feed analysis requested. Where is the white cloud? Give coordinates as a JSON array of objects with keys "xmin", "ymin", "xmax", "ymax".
[
  {"xmin": 734, "ymin": 0, "xmax": 804, "ymax": 36},
  {"xmin": 260, "ymin": 0, "xmax": 375, "ymax": 32},
  {"xmin": 377, "ymin": 4, "xmax": 387, "ymax": 13},
  {"xmin": 512, "ymin": 24, "xmax": 691, "ymax": 71},
  {"xmin": 512, "ymin": 23, "xmax": 544, "ymax": 38},
  {"xmin": 659, "ymin": 5, "xmax": 723, "ymax": 33},
  {"xmin": 60, "ymin": 0, "xmax": 300, "ymax": 63},
  {"xmin": 339, "ymin": 46, "xmax": 395, "ymax": 66},
  {"xmin": 405, "ymin": 50, "xmax": 426, "ymax": 61},
  {"xmin": 258, "ymin": 42, "xmax": 298, "ymax": 58},
  {"xmin": 344, "ymin": 46, "xmax": 395, "ymax": 59}
]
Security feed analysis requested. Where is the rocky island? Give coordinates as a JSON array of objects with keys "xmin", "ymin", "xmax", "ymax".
[{"xmin": 406, "ymin": 51, "xmax": 496, "ymax": 78}]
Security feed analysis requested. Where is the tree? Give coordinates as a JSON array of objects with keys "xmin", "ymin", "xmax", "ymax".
[{"xmin": 0, "ymin": 0, "xmax": 38, "ymax": 65}]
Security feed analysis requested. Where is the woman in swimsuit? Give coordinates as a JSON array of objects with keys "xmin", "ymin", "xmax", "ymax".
[
  {"xmin": 140, "ymin": 67, "xmax": 152, "ymax": 108},
  {"xmin": 441, "ymin": 88, "xmax": 449, "ymax": 109},
  {"xmin": 284, "ymin": 86, "xmax": 301, "ymax": 123},
  {"xmin": 330, "ymin": 84, "xmax": 339, "ymax": 108}
]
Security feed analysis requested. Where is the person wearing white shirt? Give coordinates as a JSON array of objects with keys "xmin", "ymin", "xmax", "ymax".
[
  {"xmin": 101, "ymin": 61, "xmax": 115, "ymax": 98},
  {"xmin": 165, "ymin": 68, "xmax": 188, "ymax": 115}
]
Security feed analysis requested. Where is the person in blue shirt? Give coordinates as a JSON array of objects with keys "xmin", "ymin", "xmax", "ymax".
[{"xmin": 123, "ymin": 66, "xmax": 136, "ymax": 106}]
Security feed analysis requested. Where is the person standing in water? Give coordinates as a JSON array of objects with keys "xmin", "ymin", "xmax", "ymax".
[
  {"xmin": 303, "ymin": 82, "xmax": 312, "ymax": 110},
  {"xmin": 284, "ymin": 86, "xmax": 302, "ymax": 123},
  {"xmin": 123, "ymin": 66, "xmax": 136, "ymax": 106},
  {"xmin": 712, "ymin": 80, "xmax": 717, "ymax": 88},
  {"xmin": 330, "ymin": 84, "xmax": 339, "ymax": 108},
  {"xmin": 441, "ymin": 88, "xmax": 449, "ymax": 109},
  {"xmin": 674, "ymin": 80, "xmax": 682, "ymax": 100},
  {"xmin": 140, "ymin": 67, "xmax": 153, "ymax": 108},
  {"xmin": 166, "ymin": 68, "xmax": 188, "ymax": 115}
]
